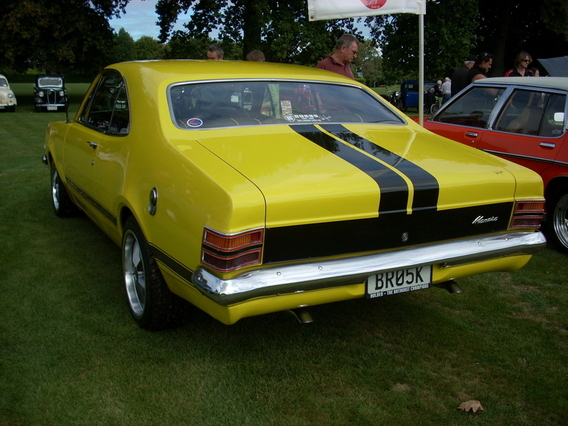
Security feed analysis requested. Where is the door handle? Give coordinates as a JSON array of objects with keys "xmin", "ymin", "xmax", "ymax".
[
  {"xmin": 465, "ymin": 132, "xmax": 479, "ymax": 138},
  {"xmin": 87, "ymin": 141, "xmax": 98, "ymax": 149},
  {"xmin": 540, "ymin": 142, "xmax": 556, "ymax": 149}
]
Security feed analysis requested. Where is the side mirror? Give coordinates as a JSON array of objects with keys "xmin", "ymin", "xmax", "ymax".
[{"xmin": 553, "ymin": 112, "xmax": 564, "ymax": 124}]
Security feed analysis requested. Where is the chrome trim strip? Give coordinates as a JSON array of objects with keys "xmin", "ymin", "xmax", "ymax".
[
  {"xmin": 66, "ymin": 177, "xmax": 117, "ymax": 226},
  {"xmin": 482, "ymin": 149, "xmax": 558, "ymax": 165},
  {"xmin": 192, "ymin": 231, "xmax": 546, "ymax": 305}
]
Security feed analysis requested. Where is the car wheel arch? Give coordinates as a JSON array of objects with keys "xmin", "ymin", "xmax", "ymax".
[
  {"xmin": 121, "ymin": 214, "xmax": 189, "ymax": 329},
  {"xmin": 119, "ymin": 206, "xmax": 136, "ymax": 237},
  {"xmin": 544, "ymin": 176, "xmax": 568, "ymax": 201},
  {"xmin": 544, "ymin": 178, "xmax": 568, "ymax": 253}
]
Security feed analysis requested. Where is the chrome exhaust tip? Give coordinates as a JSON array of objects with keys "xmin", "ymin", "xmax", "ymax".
[
  {"xmin": 434, "ymin": 280, "xmax": 463, "ymax": 294},
  {"xmin": 288, "ymin": 308, "xmax": 314, "ymax": 324}
]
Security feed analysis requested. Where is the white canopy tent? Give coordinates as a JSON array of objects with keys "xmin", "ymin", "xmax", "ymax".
[{"xmin": 308, "ymin": 0, "xmax": 426, "ymax": 125}]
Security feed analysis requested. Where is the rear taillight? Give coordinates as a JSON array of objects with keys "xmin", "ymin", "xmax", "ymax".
[
  {"xmin": 201, "ymin": 228, "xmax": 264, "ymax": 272},
  {"xmin": 510, "ymin": 200, "xmax": 545, "ymax": 229}
]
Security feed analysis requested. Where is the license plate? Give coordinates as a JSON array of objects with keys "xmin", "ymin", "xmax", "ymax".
[
  {"xmin": 366, "ymin": 265, "xmax": 432, "ymax": 299},
  {"xmin": 47, "ymin": 106, "xmax": 58, "ymax": 111}
]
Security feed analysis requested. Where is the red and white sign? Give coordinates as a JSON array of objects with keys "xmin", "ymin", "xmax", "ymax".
[{"xmin": 308, "ymin": 0, "xmax": 425, "ymax": 21}]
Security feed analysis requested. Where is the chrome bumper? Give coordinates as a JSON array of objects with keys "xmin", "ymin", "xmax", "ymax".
[{"xmin": 192, "ymin": 231, "xmax": 546, "ymax": 305}]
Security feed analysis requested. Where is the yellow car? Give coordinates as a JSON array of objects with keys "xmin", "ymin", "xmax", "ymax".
[{"xmin": 43, "ymin": 60, "xmax": 546, "ymax": 329}]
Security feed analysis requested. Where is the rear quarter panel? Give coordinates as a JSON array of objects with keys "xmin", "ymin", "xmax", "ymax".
[{"xmin": 118, "ymin": 95, "xmax": 267, "ymax": 280}]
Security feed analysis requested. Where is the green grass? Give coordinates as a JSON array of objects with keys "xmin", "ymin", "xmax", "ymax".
[{"xmin": 1, "ymin": 84, "xmax": 567, "ymax": 425}]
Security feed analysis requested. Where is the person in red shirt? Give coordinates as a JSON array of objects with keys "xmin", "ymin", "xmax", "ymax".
[{"xmin": 316, "ymin": 34, "xmax": 359, "ymax": 79}]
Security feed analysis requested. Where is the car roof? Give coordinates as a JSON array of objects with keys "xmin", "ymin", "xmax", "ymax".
[
  {"xmin": 107, "ymin": 60, "xmax": 359, "ymax": 86},
  {"xmin": 473, "ymin": 76, "xmax": 568, "ymax": 91}
]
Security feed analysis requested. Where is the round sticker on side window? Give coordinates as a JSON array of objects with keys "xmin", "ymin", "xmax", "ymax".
[{"xmin": 186, "ymin": 118, "xmax": 203, "ymax": 128}]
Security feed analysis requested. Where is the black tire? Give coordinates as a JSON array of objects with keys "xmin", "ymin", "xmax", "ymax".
[
  {"xmin": 50, "ymin": 163, "xmax": 78, "ymax": 217},
  {"xmin": 122, "ymin": 217, "xmax": 188, "ymax": 330},
  {"xmin": 546, "ymin": 187, "xmax": 568, "ymax": 253}
]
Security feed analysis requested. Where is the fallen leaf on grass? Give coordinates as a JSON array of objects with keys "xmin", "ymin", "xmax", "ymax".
[
  {"xmin": 391, "ymin": 383, "xmax": 411, "ymax": 392},
  {"xmin": 457, "ymin": 400, "xmax": 484, "ymax": 413}
]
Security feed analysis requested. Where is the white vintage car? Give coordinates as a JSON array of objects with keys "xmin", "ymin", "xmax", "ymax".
[{"xmin": 0, "ymin": 74, "xmax": 17, "ymax": 112}]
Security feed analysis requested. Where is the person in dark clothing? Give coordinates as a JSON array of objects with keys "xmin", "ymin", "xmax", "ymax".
[
  {"xmin": 466, "ymin": 52, "xmax": 493, "ymax": 84},
  {"xmin": 451, "ymin": 56, "xmax": 476, "ymax": 97}
]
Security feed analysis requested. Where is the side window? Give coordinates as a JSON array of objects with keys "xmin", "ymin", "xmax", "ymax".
[
  {"xmin": 494, "ymin": 90, "xmax": 566, "ymax": 137},
  {"xmin": 436, "ymin": 86, "xmax": 505, "ymax": 128},
  {"xmin": 79, "ymin": 71, "xmax": 130, "ymax": 135},
  {"xmin": 109, "ymin": 83, "xmax": 130, "ymax": 134}
]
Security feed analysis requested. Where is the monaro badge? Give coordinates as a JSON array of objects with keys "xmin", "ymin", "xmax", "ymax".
[{"xmin": 472, "ymin": 215, "xmax": 499, "ymax": 225}]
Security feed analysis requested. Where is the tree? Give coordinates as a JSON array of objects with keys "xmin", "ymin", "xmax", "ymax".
[
  {"xmin": 134, "ymin": 36, "xmax": 165, "ymax": 60},
  {"xmin": 163, "ymin": 32, "xmax": 212, "ymax": 59},
  {"xmin": 367, "ymin": 0, "xmax": 568, "ymax": 81},
  {"xmin": 112, "ymin": 28, "xmax": 136, "ymax": 63},
  {"xmin": 0, "ymin": 0, "xmax": 129, "ymax": 74},
  {"xmin": 477, "ymin": 0, "xmax": 568, "ymax": 75},
  {"xmin": 366, "ymin": 0, "xmax": 479, "ymax": 82},
  {"xmin": 155, "ymin": 0, "xmax": 362, "ymax": 65},
  {"xmin": 356, "ymin": 41, "xmax": 384, "ymax": 87}
]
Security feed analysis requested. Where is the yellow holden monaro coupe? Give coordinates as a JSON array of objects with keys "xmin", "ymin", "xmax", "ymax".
[{"xmin": 43, "ymin": 60, "xmax": 546, "ymax": 329}]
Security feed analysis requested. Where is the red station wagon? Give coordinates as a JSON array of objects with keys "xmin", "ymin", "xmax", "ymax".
[{"xmin": 425, "ymin": 77, "xmax": 568, "ymax": 253}]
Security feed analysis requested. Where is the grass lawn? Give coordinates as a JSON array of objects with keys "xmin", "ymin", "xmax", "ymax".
[{"xmin": 1, "ymin": 83, "xmax": 567, "ymax": 425}]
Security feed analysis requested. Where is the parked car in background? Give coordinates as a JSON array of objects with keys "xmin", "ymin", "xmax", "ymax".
[
  {"xmin": 43, "ymin": 61, "xmax": 546, "ymax": 330},
  {"xmin": 393, "ymin": 80, "xmax": 439, "ymax": 114},
  {"xmin": 0, "ymin": 74, "xmax": 17, "ymax": 112},
  {"xmin": 424, "ymin": 77, "xmax": 568, "ymax": 253},
  {"xmin": 34, "ymin": 75, "xmax": 68, "ymax": 112}
]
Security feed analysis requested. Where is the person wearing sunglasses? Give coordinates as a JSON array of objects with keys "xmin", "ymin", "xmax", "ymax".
[{"xmin": 504, "ymin": 51, "xmax": 535, "ymax": 77}]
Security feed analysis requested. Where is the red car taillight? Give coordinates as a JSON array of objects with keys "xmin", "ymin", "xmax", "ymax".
[
  {"xmin": 201, "ymin": 228, "xmax": 264, "ymax": 272},
  {"xmin": 510, "ymin": 200, "xmax": 545, "ymax": 229}
]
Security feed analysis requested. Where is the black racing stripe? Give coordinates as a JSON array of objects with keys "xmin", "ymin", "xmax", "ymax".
[
  {"xmin": 320, "ymin": 123, "xmax": 440, "ymax": 211},
  {"xmin": 290, "ymin": 124, "xmax": 408, "ymax": 213}
]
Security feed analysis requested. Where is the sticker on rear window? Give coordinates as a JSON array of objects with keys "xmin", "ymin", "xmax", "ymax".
[{"xmin": 186, "ymin": 118, "xmax": 203, "ymax": 128}]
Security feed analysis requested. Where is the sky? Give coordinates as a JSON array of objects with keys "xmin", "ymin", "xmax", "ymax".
[{"xmin": 109, "ymin": 0, "xmax": 191, "ymax": 40}]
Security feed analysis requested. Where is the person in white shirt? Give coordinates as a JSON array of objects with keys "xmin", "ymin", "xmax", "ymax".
[{"xmin": 441, "ymin": 77, "xmax": 452, "ymax": 104}]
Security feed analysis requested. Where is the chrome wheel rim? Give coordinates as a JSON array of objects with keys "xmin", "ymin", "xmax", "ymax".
[
  {"xmin": 123, "ymin": 229, "xmax": 146, "ymax": 318},
  {"xmin": 51, "ymin": 168, "xmax": 61, "ymax": 211},
  {"xmin": 553, "ymin": 193, "xmax": 568, "ymax": 250}
]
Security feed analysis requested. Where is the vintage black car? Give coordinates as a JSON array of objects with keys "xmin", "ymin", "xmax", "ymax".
[{"xmin": 34, "ymin": 75, "xmax": 68, "ymax": 112}]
